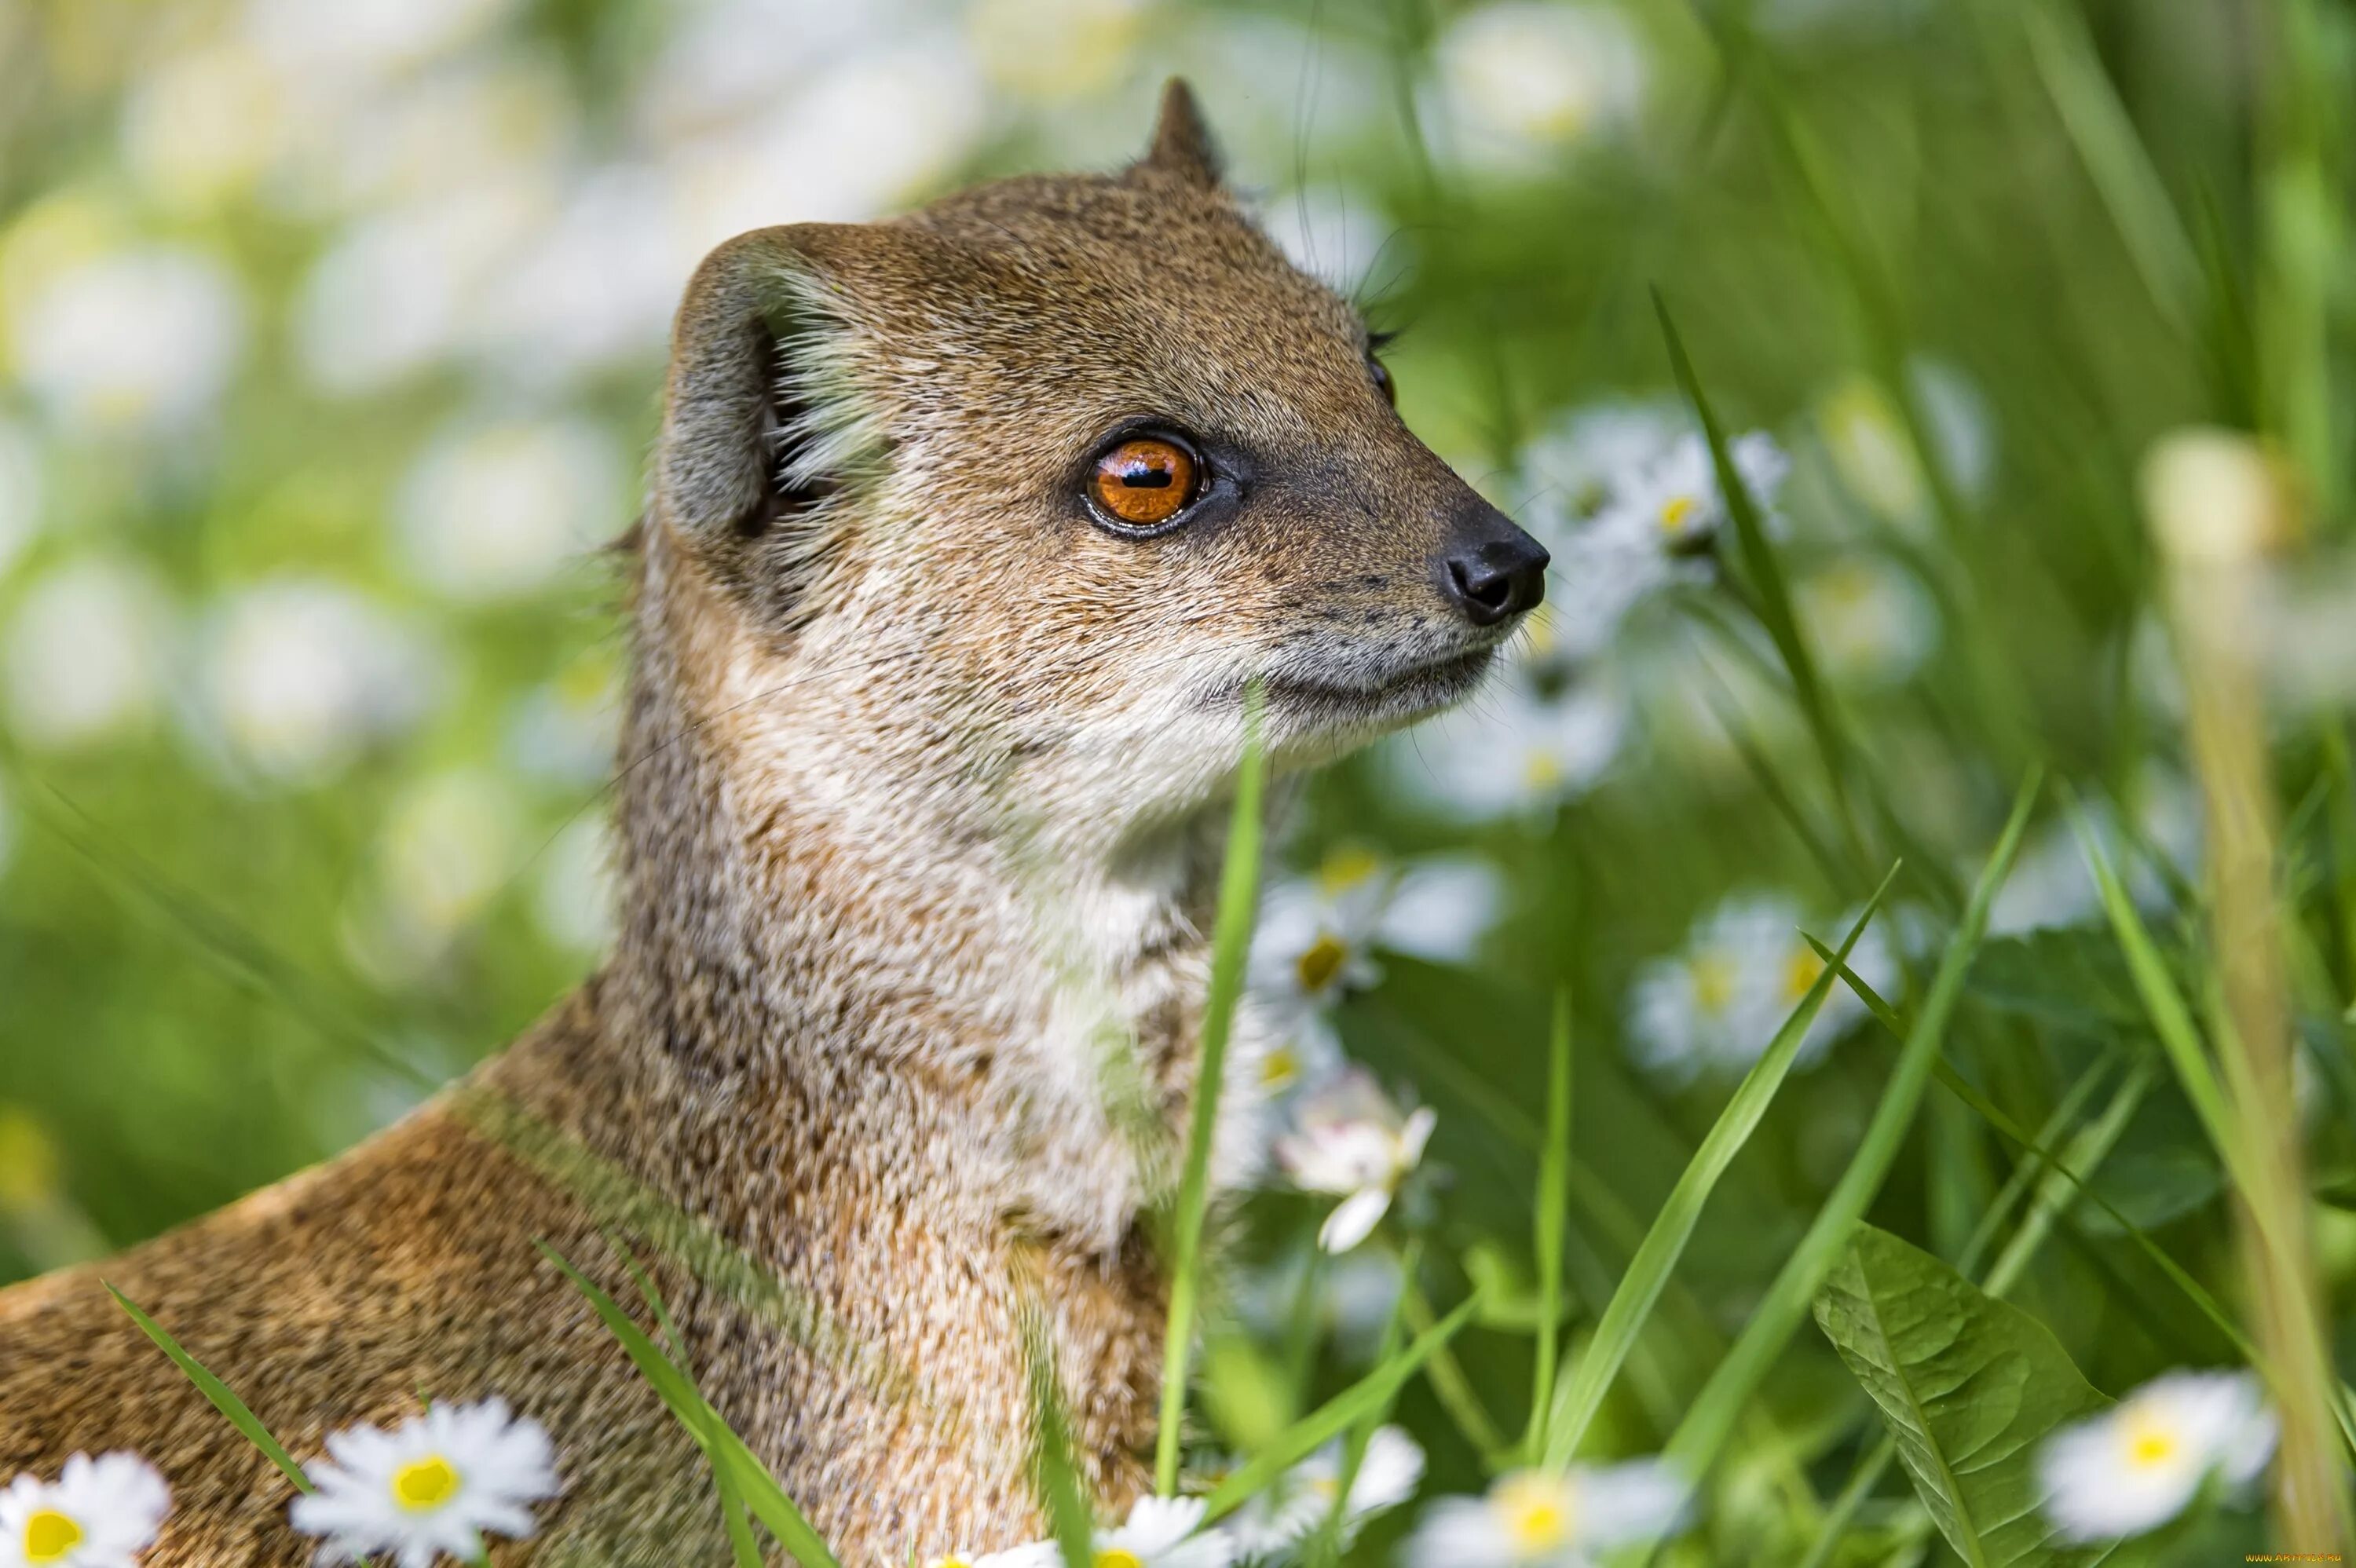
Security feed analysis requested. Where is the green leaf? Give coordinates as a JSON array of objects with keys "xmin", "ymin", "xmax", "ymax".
[
  {"xmin": 108, "ymin": 1282, "xmax": 313, "ymax": 1493},
  {"xmin": 1542, "ymin": 865, "xmax": 1901, "ymax": 1468},
  {"xmin": 1813, "ymin": 1224, "xmax": 2111, "ymax": 1568},
  {"xmin": 1154, "ymin": 684, "xmax": 1268, "ymax": 1494}
]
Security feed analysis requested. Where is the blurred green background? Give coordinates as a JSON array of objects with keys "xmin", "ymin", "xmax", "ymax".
[{"xmin": 2, "ymin": 0, "xmax": 2353, "ymax": 1560}]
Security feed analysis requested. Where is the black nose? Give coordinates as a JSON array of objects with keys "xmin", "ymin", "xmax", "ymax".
[{"xmin": 1437, "ymin": 504, "xmax": 1549, "ymax": 627}]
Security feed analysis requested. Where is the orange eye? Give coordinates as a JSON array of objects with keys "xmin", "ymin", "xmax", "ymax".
[{"xmin": 1091, "ymin": 437, "xmax": 1199, "ymax": 528}]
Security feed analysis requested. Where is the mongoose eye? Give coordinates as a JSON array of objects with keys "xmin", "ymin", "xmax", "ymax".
[
  {"xmin": 1089, "ymin": 435, "xmax": 1201, "ymax": 529},
  {"xmin": 1370, "ymin": 355, "xmax": 1396, "ymax": 407}
]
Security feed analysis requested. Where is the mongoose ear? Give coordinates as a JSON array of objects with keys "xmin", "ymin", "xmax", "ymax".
[
  {"xmin": 656, "ymin": 224, "xmax": 883, "ymax": 544},
  {"xmin": 1136, "ymin": 78, "xmax": 1224, "ymax": 192}
]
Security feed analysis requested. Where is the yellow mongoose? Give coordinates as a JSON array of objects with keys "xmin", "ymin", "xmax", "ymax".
[{"xmin": 0, "ymin": 82, "xmax": 1546, "ymax": 1563}]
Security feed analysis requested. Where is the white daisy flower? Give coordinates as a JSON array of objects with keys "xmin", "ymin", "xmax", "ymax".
[
  {"xmin": 1626, "ymin": 892, "xmax": 1894, "ymax": 1084},
  {"xmin": 2038, "ymin": 1370, "xmax": 2277, "ymax": 1541},
  {"xmin": 1089, "ymin": 1495, "xmax": 1238, "ymax": 1568},
  {"xmin": 1275, "ymin": 1069, "xmax": 1436, "ymax": 1253},
  {"xmin": 1392, "ymin": 675, "xmax": 1629, "ymax": 821},
  {"xmin": 1516, "ymin": 400, "xmax": 1687, "ymax": 528},
  {"xmin": 1403, "ymin": 1460, "xmax": 1688, "ymax": 1567},
  {"xmin": 921, "ymin": 1544, "xmax": 1059, "ymax": 1568},
  {"xmin": 1216, "ymin": 1425, "xmax": 1426, "ymax": 1560},
  {"xmin": 0, "ymin": 1451, "xmax": 170, "ymax": 1568},
  {"xmin": 1600, "ymin": 430, "xmax": 1790, "ymax": 559},
  {"xmin": 290, "ymin": 1398, "xmax": 559, "ymax": 1568},
  {"xmin": 1260, "ymin": 186, "xmax": 1403, "ymax": 297}
]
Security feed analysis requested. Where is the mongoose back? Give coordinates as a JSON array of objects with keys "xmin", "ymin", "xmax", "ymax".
[{"xmin": 0, "ymin": 82, "xmax": 1547, "ymax": 1563}]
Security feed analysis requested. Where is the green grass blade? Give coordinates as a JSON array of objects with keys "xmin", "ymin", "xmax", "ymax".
[
  {"xmin": 1154, "ymin": 685, "xmax": 1268, "ymax": 1494},
  {"xmin": 615, "ymin": 1248, "xmax": 763, "ymax": 1568},
  {"xmin": 1656, "ymin": 294, "xmax": 1861, "ymax": 863},
  {"xmin": 1022, "ymin": 1307, "xmax": 1096, "ymax": 1568},
  {"xmin": 1524, "ymin": 986, "xmax": 1573, "ymax": 1464},
  {"xmin": 2017, "ymin": 0, "xmax": 2197, "ymax": 331},
  {"xmin": 1200, "ymin": 1291, "xmax": 1480, "ymax": 1521},
  {"xmin": 1662, "ymin": 772, "xmax": 2040, "ymax": 1481},
  {"xmin": 539, "ymin": 1244, "xmax": 843, "ymax": 1568},
  {"xmin": 108, "ymin": 1282, "xmax": 313, "ymax": 1493},
  {"xmin": 1542, "ymin": 864, "xmax": 1901, "ymax": 1469}
]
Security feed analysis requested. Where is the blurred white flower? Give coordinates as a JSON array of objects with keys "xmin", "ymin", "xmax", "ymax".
[
  {"xmin": 0, "ymin": 1450, "xmax": 170, "ymax": 1568},
  {"xmin": 198, "ymin": 579, "xmax": 433, "ymax": 784},
  {"xmin": 243, "ymin": 0, "xmax": 521, "ymax": 90},
  {"xmin": 506, "ymin": 663, "xmax": 620, "ymax": 791},
  {"xmin": 294, "ymin": 181, "xmax": 551, "ymax": 393},
  {"xmin": 3, "ymin": 557, "xmax": 174, "ymax": 750},
  {"xmin": 1260, "ymin": 186, "xmax": 1403, "ymax": 297},
  {"xmin": 291, "ymin": 1398, "xmax": 558, "ymax": 1568},
  {"xmin": 1516, "ymin": 424, "xmax": 1787, "ymax": 671},
  {"xmin": 1432, "ymin": 3, "xmax": 1646, "ymax": 174},
  {"xmin": 1626, "ymin": 892, "xmax": 1893, "ymax": 1084},
  {"xmin": 1214, "ymin": 1425, "xmax": 1425, "ymax": 1560},
  {"xmin": 291, "ymin": 57, "xmax": 573, "ymax": 217},
  {"xmin": 1391, "ymin": 674, "xmax": 1628, "ymax": 819},
  {"xmin": 1794, "ymin": 554, "xmax": 1939, "ymax": 689},
  {"xmin": 395, "ymin": 415, "xmax": 626, "ymax": 602},
  {"xmin": 533, "ymin": 817, "xmax": 617, "ymax": 957},
  {"xmin": 376, "ymin": 769, "xmax": 521, "ymax": 945},
  {"xmin": 664, "ymin": 38, "xmax": 986, "ymax": 250},
  {"xmin": 1381, "ymin": 856, "xmax": 1506, "ymax": 964},
  {"xmin": 1403, "ymin": 1460, "xmax": 1688, "ymax": 1567},
  {"xmin": 1987, "ymin": 773, "xmax": 2200, "ymax": 937},
  {"xmin": 2038, "ymin": 1370, "xmax": 2275, "ymax": 1541},
  {"xmin": 473, "ymin": 165, "xmax": 684, "ymax": 384},
  {"xmin": 8, "ymin": 247, "xmax": 245, "ymax": 434},
  {"xmin": 1252, "ymin": 851, "xmax": 1389, "ymax": 1015},
  {"xmin": 0, "ymin": 418, "xmax": 41, "ymax": 580},
  {"xmin": 1516, "ymin": 400, "xmax": 1685, "ymax": 528},
  {"xmin": 635, "ymin": 0, "xmax": 913, "ymax": 147},
  {"xmin": 1275, "ymin": 1069, "xmax": 1436, "ymax": 1253},
  {"xmin": 1604, "ymin": 429, "xmax": 1789, "ymax": 557},
  {"xmin": 1815, "ymin": 361, "xmax": 1993, "ymax": 528},
  {"xmin": 967, "ymin": 0, "xmax": 1147, "ymax": 103},
  {"xmin": 118, "ymin": 41, "xmax": 290, "ymax": 210}
]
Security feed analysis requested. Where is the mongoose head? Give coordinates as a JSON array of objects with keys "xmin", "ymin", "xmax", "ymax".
[{"xmin": 643, "ymin": 81, "xmax": 1546, "ymax": 858}]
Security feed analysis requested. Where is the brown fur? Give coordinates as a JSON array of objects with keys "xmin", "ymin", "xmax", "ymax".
[{"xmin": 0, "ymin": 83, "xmax": 1540, "ymax": 1563}]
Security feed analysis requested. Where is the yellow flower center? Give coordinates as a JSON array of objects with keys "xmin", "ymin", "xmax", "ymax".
[
  {"xmin": 24, "ymin": 1509, "xmax": 83, "ymax": 1563},
  {"xmin": 2120, "ymin": 1413, "xmax": 2181, "ymax": 1471},
  {"xmin": 1785, "ymin": 946, "xmax": 1825, "ymax": 1003},
  {"xmin": 392, "ymin": 1454, "xmax": 461, "ymax": 1511},
  {"xmin": 1260, "ymin": 1046, "xmax": 1301, "ymax": 1091},
  {"xmin": 1657, "ymin": 493, "xmax": 1701, "ymax": 537},
  {"xmin": 1315, "ymin": 844, "xmax": 1384, "ymax": 899},
  {"xmin": 1493, "ymin": 1472, "xmax": 1575, "ymax": 1552},
  {"xmin": 1296, "ymin": 934, "xmax": 1350, "ymax": 993},
  {"xmin": 927, "ymin": 1558, "xmax": 974, "ymax": 1568},
  {"xmin": 1522, "ymin": 750, "xmax": 1567, "ymax": 791},
  {"xmin": 1095, "ymin": 1552, "xmax": 1145, "ymax": 1568},
  {"xmin": 1690, "ymin": 952, "xmax": 1737, "ymax": 1015}
]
